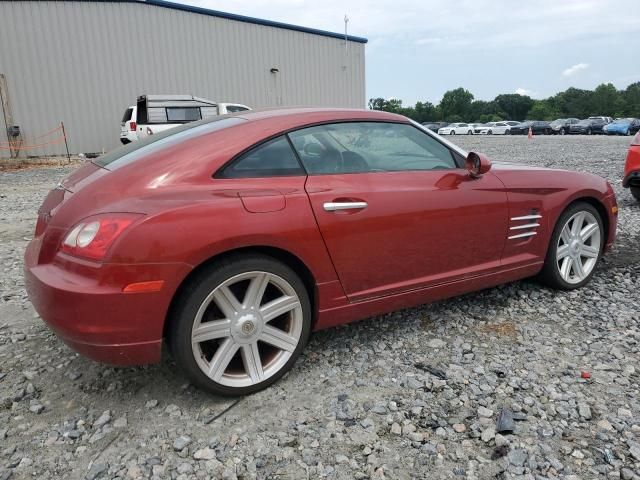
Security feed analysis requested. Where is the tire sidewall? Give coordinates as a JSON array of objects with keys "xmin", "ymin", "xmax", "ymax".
[
  {"xmin": 631, "ymin": 186, "xmax": 640, "ymax": 201},
  {"xmin": 541, "ymin": 202, "xmax": 604, "ymax": 290},
  {"xmin": 168, "ymin": 254, "xmax": 312, "ymax": 396}
]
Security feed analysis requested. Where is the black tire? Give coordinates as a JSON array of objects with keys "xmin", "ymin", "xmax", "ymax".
[
  {"xmin": 560, "ymin": 128, "xmax": 565, "ymax": 135},
  {"xmin": 167, "ymin": 254, "xmax": 312, "ymax": 396},
  {"xmin": 505, "ymin": 129, "xmax": 510, "ymax": 135},
  {"xmin": 538, "ymin": 202, "xmax": 603, "ymax": 290},
  {"xmin": 631, "ymin": 186, "xmax": 640, "ymax": 201},
  {"xmin": 587, "ymin": 128, "xmax": 592, "ymax": 135},
  {"xmin": 487, "ymin": 130, "xmax": 493, "ymax": 135},
  {"xmin": 450, "ymin": 130, "xmax": 456, "ymax": 135},
  {"xmin": 467, "ymin": 130, "xmax": 473, "ymax": 135}
]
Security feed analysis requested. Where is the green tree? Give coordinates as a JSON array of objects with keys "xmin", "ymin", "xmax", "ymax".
[
  {"xmin": 494, "ymin": 94, "xmax": 534, "ymax": 121},
  {"xmin": 413, "ymin": 101, "xmax": 438, "ymax": 123},
  {"xmin": 439, "ymin": 88, "xmax": 474, "ymax": 121},
  {"xmin": 527, "ymin": 100, "xmax": 558, "ymax": 120},
  {"xmin": 549, "ymin": 88, "xmax": 594, "ymax": 118},
  {"xmin": 591, "ymin": 83, "xmax": 620, "ymax": 117},
  {"xmin": 621, "ymin": 82, "xmax": 640, "ymax": 117}
]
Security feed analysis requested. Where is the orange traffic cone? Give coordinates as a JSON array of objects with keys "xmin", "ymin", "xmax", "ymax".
[{"xmin": 528, "ymin": 127, "xmax": 533, "ymax": 139}]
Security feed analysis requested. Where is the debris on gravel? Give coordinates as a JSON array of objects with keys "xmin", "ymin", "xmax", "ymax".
[{"xmin": 1, "ymin": 136, "xmax": 639, "ymax": 478}]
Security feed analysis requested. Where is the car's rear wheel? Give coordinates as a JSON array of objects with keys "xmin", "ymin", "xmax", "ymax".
[
  {"xmin": 505, "ymin": 129, "xmax": 510, "ymax": 135},
  {"xmin": 168, "ymin": 254, "xmax": 311, "ymax": 396},
  {"xmin": 467, "ymin": 130, "xmax": 473, "ymax": 135},
  {"xmin": 631, "ymin": 186, "xmax": 640, "ymax": 201},
  {"xmin": 539, "ymin": 202, "xmax": 603, "ymax": 290},
  {"xmin": 450, "ymin": 131, "xmax": 455, "ymax": 135},
  {"xmin": 487, "ymin": 130, "xmax": 493, "ymax": 135}
]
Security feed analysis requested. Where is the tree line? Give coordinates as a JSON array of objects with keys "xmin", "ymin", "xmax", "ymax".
[{"xmin": 368, "ymin": 82, "xmax": 640, "ymax": 124}]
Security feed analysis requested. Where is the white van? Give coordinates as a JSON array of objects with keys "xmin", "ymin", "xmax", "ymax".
[{"xmin": 120, "ymin": 95, "xmax": 251, "ymax": 144}]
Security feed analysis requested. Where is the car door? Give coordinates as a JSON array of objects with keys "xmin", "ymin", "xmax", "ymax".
[
  {"xmin": 289, "ymin": 121, "xmax": 509, "ymax": 301},
  {"xmin": 495, "ymin": 122, "xmax": 507, "ymax": 134},
  {"xmin": 453, "ymin": 123, "xmax": 464, "ymax": 134}
]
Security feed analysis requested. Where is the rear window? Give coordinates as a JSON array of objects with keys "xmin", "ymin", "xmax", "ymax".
[
  {"xmin": 121, "ymin": 108, "xmax": 133, "ymax": 123},
  {"xmin": 166, "ymin": 107, "xmax": 202, "ymax": 122},
  {"xmin": 94, "ymin": 117, "xmax": 246, "ymax": 170}
]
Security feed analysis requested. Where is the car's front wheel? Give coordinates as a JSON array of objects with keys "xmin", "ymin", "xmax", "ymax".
[
  {"xmin": 168, "ymin": 254, "xmax": 311, "ymax": 396},
  {"xmin": 450, "ymin": 130, "xmax": 456, "ymax": 135},
  {"xmin": 631, "ymin": 186, "xmax": 640, "ymax": 201},
  {"xmin": 559, "ymin": 128, "xmax": 565, "ymax": 135},
  {"xmin": 539, "ymin": 202, "xmax": 603, "ymax": 290}
]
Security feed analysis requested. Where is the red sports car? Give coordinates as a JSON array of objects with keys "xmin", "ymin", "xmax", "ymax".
[
  {"xmin": 25, "ymin": 109, "xmax": 618, "ymax": 395},
  {"xmin": 623, "ymin": 131, "xmax": 640, "ymax": 201}
]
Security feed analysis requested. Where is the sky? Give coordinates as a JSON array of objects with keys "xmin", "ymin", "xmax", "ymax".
[{"xmin": 176, "ymin": 0, "xmax": 639, "ymax": 106}]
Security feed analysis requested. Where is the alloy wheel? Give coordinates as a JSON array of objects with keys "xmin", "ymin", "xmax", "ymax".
[
  {"xmin": 191, "ymin": 271, "xmax": 303, "ymax": 388},
  {"xmin": 556, "ymin": 211, "xmax": 601, "ymax": 284}
]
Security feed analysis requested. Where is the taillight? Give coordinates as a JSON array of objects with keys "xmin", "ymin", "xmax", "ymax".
[
  {"xmin": 60, "ymin": 213, "xmax": 143, "ymax": 261},
  {"xmin": 130, "ymin": 121, "xmax": 137, "ymax": 131},
  {"xmin": 633, "ymin": 131, "xmax": 640, "ymax": 146}
]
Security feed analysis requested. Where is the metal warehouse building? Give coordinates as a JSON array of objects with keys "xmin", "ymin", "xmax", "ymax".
[{"xmin": 0, "ymin": 0, "xmax": 367, "ymax": 156}]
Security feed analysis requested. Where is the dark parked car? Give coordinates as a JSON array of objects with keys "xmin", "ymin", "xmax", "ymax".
[
  {"xmin": 550, "ymin": 118, "xmax": 580, "ymax": 135},
  {"xmin": 569, "ymin": 119, "xmax": 607, "ymax": 135},
  {"xmin": 422, "ymin": 122, "xmax": 448, "ymax": 132},
  {"xmin": 509, "ymin": 121, "xmax": 552, "ymax": 135}
]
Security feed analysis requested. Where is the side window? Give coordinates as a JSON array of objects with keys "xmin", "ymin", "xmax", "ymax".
[
  {"xmin": 459, "ymin": 123, "xmax": 467, "ymax": 127},
  {"xmin": 166, "ymin": 107, "xmax": 202, "ymax": 122},
  {"xmin": 288, "ymin": 122, "xmax": 457, "ymax": 175},
  {"xmin": 226, "ymin": 106, "xmax": 250, "ymax": 113},
  {"xmin": 218, "ymin": 136, "xmax": 304, "ymax": 178}
]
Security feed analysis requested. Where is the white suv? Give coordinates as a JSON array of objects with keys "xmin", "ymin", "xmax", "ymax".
[{"xmin": 120, "ymin": 95, "xmax": 251, "ymax": 143}]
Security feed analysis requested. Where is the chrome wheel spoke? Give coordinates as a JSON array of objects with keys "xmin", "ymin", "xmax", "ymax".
[
  {"xmin": 573, "ymin": 258, "xmax": 586, "ymax": 279},
  {"xmin": 213, "ymin": 286, "xmax": 242, "ymax": 319},
  {"xmin": 581, "ymin": 244, "xmax": 599, "ymax": 258},
  {"xmin": 261, "ymin": 295, "xmax": 300, "ymax": 322},
  {"xmin": 208, "ymin": 338, "xmax": 240, "ymax": 381},
  {"xmin": 192, "ymin": 319, "xmax": 231, "ymax": 343},
  {"xmin": 560, "ymin": 257, "xmax": 573, "ymax": 280},
  {"xmin": 260, "ymin": 325, "xmax": 298, "ymax": 352},
  {"xmin": 560, "ymin": 225, "xmax": 572, "ymax": 245},
  {"xmin": 570, "ymin": 212, "xmax": 585, "ymax": 236},
  {"xmin": 557, "ymin": 244, "xmax": 570, "ymax": 260},
  {"xmin": 243, "ymin": 272, "xmax": 269, "ymax": 309},
  {"xmin": 580, "ymin": 223, "xmax": 598, "ymax": 242},
  {"xmin": 241, "ymin": 342, "xmax": 264, "ymax": 383}
]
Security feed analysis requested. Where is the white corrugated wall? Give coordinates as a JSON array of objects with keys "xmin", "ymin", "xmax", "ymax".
[{"xmin": 0, "ymin": 1, "xmax": 366, "ymax": 155}]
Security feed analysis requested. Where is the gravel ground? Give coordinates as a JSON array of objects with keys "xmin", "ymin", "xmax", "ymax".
[{"xmin": 1, "ymin": 135, "xmax": 639, "ymax": 480}]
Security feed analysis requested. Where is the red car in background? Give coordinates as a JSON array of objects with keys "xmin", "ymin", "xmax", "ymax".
[
  {"xmin": 24, "ymin": 108, "xmax": 618, "ymax": 395},
  {"xmin": 623, "ymin": 131, "xmax": 640, "ymax": 201}
]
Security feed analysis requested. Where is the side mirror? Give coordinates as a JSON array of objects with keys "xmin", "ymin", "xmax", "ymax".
[{"xmin": 465, "ymin": 152, "xmax": 492, "ymax": 178}]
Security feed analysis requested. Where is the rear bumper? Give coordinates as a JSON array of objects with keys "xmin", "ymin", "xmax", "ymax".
[{"xmin": 24, "ymin": 239, "xmax": 192, "ymax": 365}]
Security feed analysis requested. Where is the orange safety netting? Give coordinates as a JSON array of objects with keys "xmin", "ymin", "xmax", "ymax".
[{"xmin": 0, "ymin": 124, "xmax": 66, "ymax": 151}]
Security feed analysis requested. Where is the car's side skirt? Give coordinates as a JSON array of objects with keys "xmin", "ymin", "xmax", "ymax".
[{"xmin": 314, "ymin": 261, "xmax": 543, "ymax": 330}]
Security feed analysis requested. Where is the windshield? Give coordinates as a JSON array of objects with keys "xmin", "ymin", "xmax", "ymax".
[{"xmin": 94, "ymin": 117, "xmax": 246, "ymax": 170}]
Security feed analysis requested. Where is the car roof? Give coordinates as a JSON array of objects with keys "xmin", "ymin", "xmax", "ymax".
[{"xmin": 235, "ymin": 107, "xmax": 407, "ymax": 125}]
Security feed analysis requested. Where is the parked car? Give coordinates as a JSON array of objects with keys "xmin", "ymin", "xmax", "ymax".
[
  {"xmin": 623, "ymin": 130, "xmax": 640, "ymax": 201},
  {"xmin": 474, "ymin": 122, "xmax": 512, "ymax": 135},
  {"xmin": 589, "ymin": 116, "xmax": 613, "ymax": 124},
  {"xmin": 604, "ymin": 118, "xmax": 640, "ymax": 136},
  {"xmin": 550, "ymin": 118, "xmax": 580, "ymax": 135},
  {"xmin": 422, "ymin": 122, "xmax": 448, "ymax": 132},
  {"xmin": 120, "ymin": 106, "xmax": 138, "ymax": 144},
  {"xmin": 509, "ymin": 121, "xmax": 552, "ymax": 135},
  {"xmin": 25, "ymin": 108, "xmax": 617, "ymax": 395},
  {"xmin": 569, "ymin": 119, "xmax": 607, "ymax": 135},
  {"xmin": 124, "ymin": 95, "xmax": 251, "ymax": 143},
  {"xmin": 438, "ymin": 123, "xmax": 474, "ymax": 135}
]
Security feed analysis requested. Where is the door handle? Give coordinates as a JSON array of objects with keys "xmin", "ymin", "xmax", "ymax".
[{"xmin": 323, "ymin": 201, "xmax": 368, "ymax": 211}]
